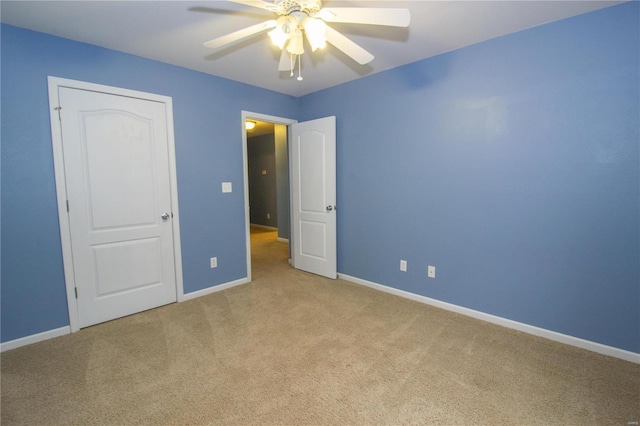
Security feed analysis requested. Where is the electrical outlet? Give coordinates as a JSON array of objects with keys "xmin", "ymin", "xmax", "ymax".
[
  {"xmin": 210, "ymin": 257, "xmax": 218, "ymax": 268},
  {"xmin": 400, "ymin": 260, "xmax": 407, "ymax": 272},
  {"xmin": 267, "ymin": 213, "xmax": 271, "ymax": 219},
  {"xmin": 428, "ymin": 265, "xmax": 436, "ymax": 278}
]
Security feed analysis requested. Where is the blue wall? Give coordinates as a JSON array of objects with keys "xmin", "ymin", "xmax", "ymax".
[
  {"xmin": 0, "ymin": 25, "xmax": 298, "ymax": 342},
  {"xmin": 300, "ymin": 3, "xmax": 639, "ymax": 353},
  {"xmin": 2, "ymin": 2, "xmax": 638, "ymax": 354}
]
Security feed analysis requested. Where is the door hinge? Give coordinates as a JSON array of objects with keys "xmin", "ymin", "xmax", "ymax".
[
  {"xmin": 74, "ymin": 287, "xmax": 78, "ymax": 299},
  {"xmin": 54, "ymin": 106, "xmax": 62, "ymax": 121},
  {"xmin": 66, "ymin": 200, "xmax": 70, "ymax": 212}
]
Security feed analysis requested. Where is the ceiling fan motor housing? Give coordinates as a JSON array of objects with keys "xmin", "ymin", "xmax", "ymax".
[
  {"xmin": 274, "ymin": 0, "xmax": 322, "ymax": 16},
  {"xmin": 270, "ymin": 1, "xmax": 327, "ymax": 55}
]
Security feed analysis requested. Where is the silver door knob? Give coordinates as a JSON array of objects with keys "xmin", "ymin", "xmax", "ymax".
[
  {"xmin": 326, "ymin": 206, "xmax": 333, "ymax": 211},
  {"xmin": 161, "ymin": 212, "xmax": 170, "ymax": 221}
]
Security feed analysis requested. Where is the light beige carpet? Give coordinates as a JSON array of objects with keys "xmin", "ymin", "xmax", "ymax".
[{"xmin": 1, "ymin": 226, "xmax": 639, "ymax": 425}]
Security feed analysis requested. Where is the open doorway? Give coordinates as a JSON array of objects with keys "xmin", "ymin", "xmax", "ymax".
[
  {"xmin": 242, "ymin": 112, "xmax": 338, "ymax": 280},
  {"xmin": 241, "ymin": 112, "xmax": 297, "ymax": 281},
  {"xmin": 246, "ymin": 120, "xmax": 288, "ymax": 240}
]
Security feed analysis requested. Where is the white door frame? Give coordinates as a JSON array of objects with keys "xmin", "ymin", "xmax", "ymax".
[
  {"xmin": 48, "ymin": 76, "xmax": 184, "ymax": 333},
  {"xmin": 241, "ymin": 111, "xmax": 297, "ymax": 281}
]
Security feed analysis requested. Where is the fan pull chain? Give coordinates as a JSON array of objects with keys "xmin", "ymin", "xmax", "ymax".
[
  {"xmin": 290, "ymin": 53, "xmax": 294, "ymax": 77},
  {"xmin": 297, "ymin": 55, "xmax": 303, "ymax": 81}
]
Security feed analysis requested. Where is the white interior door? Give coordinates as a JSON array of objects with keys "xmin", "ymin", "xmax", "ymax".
[
  {"xmin": 58, "ymin": 86, "xmax": 178, "ymax": 328},
  {"xmin": 290, "ymin": 116, "xmax": 337, "ymax": 279}
]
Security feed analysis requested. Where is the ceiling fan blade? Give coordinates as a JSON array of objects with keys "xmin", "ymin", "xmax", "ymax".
[
  {"xmin": 226, "ymin": 0, "xmax": 275, "ymax": 12},
  {"xmin": 318, "ymin": 7, "xmax": 410, "ymax": 27},
  {"xmin": 324, "ymin": 25, "xmax": 374, "ymax": 65},
  {"xmin": 279, "ymin": 49, "xmax": 293, "ymax": 71},
  {"xmin": 203, "ymin": 20, "xmax": 277, "ymax": 50}
]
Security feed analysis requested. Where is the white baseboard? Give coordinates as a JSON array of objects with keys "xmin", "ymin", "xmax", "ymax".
[
  {"xmin": 1, "ymin": 326, "xmax": 71, "ymax": 352},
  {"xmin": 277, "ymin": 237, "xmax": 289, "ymax": 243},
  {"xmin": 6, "ymin": 276, "xmax": 636, "ymax": 364},
  {"xmin": 182, "ymin": 277, "xmax": 250, "ymax": 301},
  {"xmin": 338, "ymin": 273, "xmax": 640, "ymax": 364},
  {"xmin": 2, "ymin": 278, "xmax": 251, "ymax": 351}
]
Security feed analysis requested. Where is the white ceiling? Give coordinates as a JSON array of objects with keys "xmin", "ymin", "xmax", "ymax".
[{"xmin": 1, "ymin": 0, "xmax": 625, "ymax": 97}]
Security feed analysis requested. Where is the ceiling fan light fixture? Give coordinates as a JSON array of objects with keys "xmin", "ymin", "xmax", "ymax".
[
  {"xmin": 269, "ymin": 15, "xmax": 297, "ymax": 48},
  {"xmin": 268, "ymin": 27, "xmax": 288, "ymax": 49},
  {"xmin": 303, "ymin": 17, "xmax": 326, "ymax": 51},
  {"xmin": 287, "ymin": 30, "xmax": 305, "ymax": 55}
]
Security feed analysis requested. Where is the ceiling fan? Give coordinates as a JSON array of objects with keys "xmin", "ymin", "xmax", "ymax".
[{"xmin": 203, "ymin": 0, "xmax": 410, "ymax": 80}]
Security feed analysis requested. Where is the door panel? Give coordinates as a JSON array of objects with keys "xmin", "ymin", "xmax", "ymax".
[
  {"xmin": 299, "ymin": 134, "xmax": 326, "ymax": 213},
  {"xmin": 59, "ymin": 87, "xmax": 177, "ymax": 328},
  {"xmin": 291, "ymin": 116, "xmax": 336, "ymax": 279},
  {"xmin": 92, "ymin": 238, "xmax": 163, "ymax": 296},
  {"xmin": 84, "ymin": 112, "xmax": 158, "ymax": 229},
  {"xmin": 300, "ymin": 221, "xmax": 327, "ymax": 258}
]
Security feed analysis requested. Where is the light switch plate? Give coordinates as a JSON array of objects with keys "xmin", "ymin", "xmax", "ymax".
[{"xmin": 222, "ymin": 182, "xmax": 232, "ymax": 193}]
